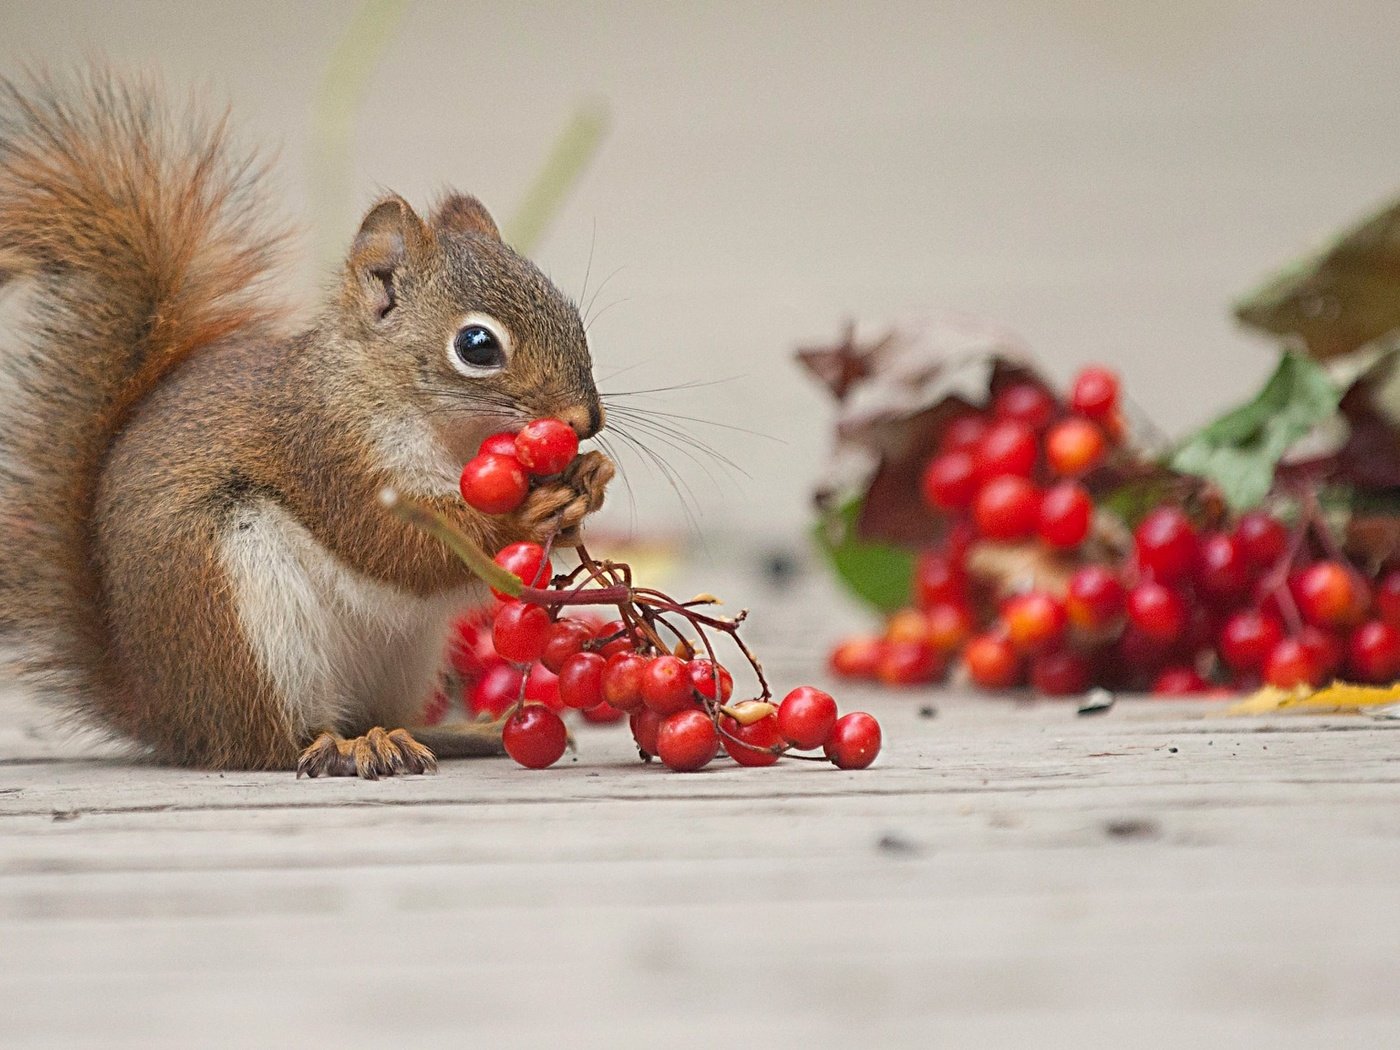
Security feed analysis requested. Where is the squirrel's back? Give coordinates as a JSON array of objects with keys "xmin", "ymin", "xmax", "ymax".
[{"xmin": 0, "ymin": 70, "xmax": 287, "ymax": 730}]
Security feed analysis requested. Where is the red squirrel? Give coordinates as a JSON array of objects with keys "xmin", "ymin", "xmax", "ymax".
[{"xmin": 0, "ymin": 72, "xmax": 614, "ymax": 777}]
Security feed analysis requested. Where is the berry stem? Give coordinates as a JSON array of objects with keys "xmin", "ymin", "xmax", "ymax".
[
  {"xmin": 382, "ymin": 489, "xmax": 525, "ymax": 596},
  {"xmin": 383, "ymin": 491, "xmax": 631, "ymax": 606}
]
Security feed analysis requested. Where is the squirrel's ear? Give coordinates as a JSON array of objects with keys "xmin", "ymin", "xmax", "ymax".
[
  {"xmin": 431, "ymin": 193, "xmax": 501, "ymax": 241},
  {"xmin": 346, "ymin": 195, "xmax": 429, "ymax": 320}
]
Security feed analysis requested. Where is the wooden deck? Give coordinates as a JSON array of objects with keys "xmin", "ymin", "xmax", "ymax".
[{"xmin": 4, "ymin": 661, "xmax": 1400, "ymax": 1048}]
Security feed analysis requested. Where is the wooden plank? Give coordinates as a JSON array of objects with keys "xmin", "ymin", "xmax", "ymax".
[{"xmin": 4, "ymin": 678, "xmax": 1400, "ymax": 1047}]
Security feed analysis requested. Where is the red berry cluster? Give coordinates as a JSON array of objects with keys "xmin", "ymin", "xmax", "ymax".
[
  {"xmin": 412, "ymin": 435, "xmax": 887, "ymax": 774},
  {"xmin": 449, "ymin": 544, "xmax": 882, "ymax": 772},
  {"xmin": 920, "ymin": 369, "xmax": 1120, "ymax": 548},
  {"xmin": 831, "ymin": 366, "xmax": 1400, "ymax": 696},
  {"xmin": 459, "ymin": 418, "xmax": 580, "ymax": 514}
]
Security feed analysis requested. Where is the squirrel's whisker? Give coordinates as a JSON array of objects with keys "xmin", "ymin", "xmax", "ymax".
[
  {"xmin": 603, "ymin": 407, "xmax": 750, "ymax": 479},
  {"xmin": 582, "ymin": 264, "xmax": 626, "ymax": 329},
  {"xmin": 603, "ymin": 401, "xmax": 779, "ymax": 442},
  {"xmin": 592, "ymin": 432, "xmax": 638, "ymax": 534},
  {"xmin": 584, "ymin": 295, "xmax": 631, "ymax": 333},
  {"xmin": 599, "ymin": 375, "xmax": 742, "ymax": 397},
  {"xmin": 576, "ymin": 217, "xmax": 597, "ymax": 314},
  {"xmin": 608, "ymin": 426, "xmax": 705, "ymax": 538}
]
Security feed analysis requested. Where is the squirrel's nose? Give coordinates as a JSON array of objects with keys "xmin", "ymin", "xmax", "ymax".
[{"xmin": 558, "ymin": 403, "xmax": 604, "ymax": 440}]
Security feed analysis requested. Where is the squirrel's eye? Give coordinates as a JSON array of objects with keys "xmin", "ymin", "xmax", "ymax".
[{"xmin": 453, "ymin": 324, "xmax": 505, "ymax": 369}]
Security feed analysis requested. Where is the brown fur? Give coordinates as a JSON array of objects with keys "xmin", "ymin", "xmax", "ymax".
[{"xmin": 0, "ymin": 71, "xmax": 610, "ymax": 771}]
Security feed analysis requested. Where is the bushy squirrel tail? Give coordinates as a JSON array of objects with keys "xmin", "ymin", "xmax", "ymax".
[{"xmin": 0, "ymin": 70, "xmax": 288, "ymax": 727}]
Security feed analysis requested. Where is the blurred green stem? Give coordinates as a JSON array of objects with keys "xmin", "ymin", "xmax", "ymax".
[
  {"xmin": 311, "ymin": 0, "xmax": 412, "ymax": 272},
  {"xmin": 311, "ymin": 0, "xmax": 607, "ymax": 268},
  {"xmin": 503, "ymin": 102, "xmax": 609, "ymax": 255}
]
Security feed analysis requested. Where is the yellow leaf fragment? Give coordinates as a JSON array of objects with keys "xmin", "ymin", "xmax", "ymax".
[
  {"xmin": 720, "ymin": 700, "xmax": 777, "ymax": 726},
  {"xmin": 1306, "ymin": 682, "xmax": 1400, "ymax": 709},
  {"xmin": 1224, "ymin": 680, "xmax": 1400, "ymax": 716}
]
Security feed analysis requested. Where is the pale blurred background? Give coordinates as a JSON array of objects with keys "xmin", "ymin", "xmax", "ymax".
[{"xmin": 5, "ymin": 0, "xmax": 1400, "ymax": 551}]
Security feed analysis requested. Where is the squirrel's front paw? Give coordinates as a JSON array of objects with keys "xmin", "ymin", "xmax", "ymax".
[
  {"xmin": 510, "ymin": 450, "xmax": 614, "ymax": 546},
  {"xmin": 296, "ymin": 727, "xmax": 438, "ymax": 780}
]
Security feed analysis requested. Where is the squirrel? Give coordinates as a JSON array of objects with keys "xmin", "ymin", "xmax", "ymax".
[{"xmin": 0, "ymin": 71, "xmax": 614, "ymax": 778}]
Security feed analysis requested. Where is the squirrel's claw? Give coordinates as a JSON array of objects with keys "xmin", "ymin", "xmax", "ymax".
[
  {"xmin": 511, "ymin": 450, "xmax": 614, "ymax": 546},
  {"xmin": 296, "ymin": 727, "xmax": 438, "ymax": 779}
]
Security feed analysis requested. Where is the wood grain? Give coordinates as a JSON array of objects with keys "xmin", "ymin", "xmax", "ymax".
[{"xmin": 4, "ymin": 671, "xmax": 1400, "ymax": 1048}]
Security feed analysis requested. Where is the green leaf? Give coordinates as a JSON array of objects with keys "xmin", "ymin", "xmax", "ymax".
[
  {"xmin": 1169, "ymin": 352, "xmax": 1341, "ymax": 510},
  {"xmin": 1098, "ymin": 475, "xmax": 1183, "ymax": 530},
  {"xmin": 810, "ymin": 497, "xmax": 914, "ymax": 613},
  {"xmin": 1234, "ymin": 195, "xmax": 1400, "ymax": 360}
]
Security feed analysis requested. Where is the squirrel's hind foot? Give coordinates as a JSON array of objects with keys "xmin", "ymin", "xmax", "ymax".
[{"xmin": 296, "ymin": 727, "xmax": 438, "ymax": 780}]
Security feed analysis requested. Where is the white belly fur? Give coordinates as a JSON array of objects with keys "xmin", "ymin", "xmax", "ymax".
[{"xmin": 219, "ymin": 499, "xmax": 472, "ymax": 739}]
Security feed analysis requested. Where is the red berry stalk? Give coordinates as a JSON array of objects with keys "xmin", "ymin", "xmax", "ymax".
[{"xmin": 385, "ymin": 487, "xmax": 881, "ymax": 773}]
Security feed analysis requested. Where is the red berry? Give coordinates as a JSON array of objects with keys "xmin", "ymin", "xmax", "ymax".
[
  {"xmin": 1377, "ymin": 571, "xmax": 1400, "ymax": 628},
  {"xmin": 964, "ymin": 632, "xmax": 1022, "ymax": 689},
  {"xmin": 777, "ymin": 686, "xmax": 838, "ymax": 750},
  {"xmin": 1194, "ymin": 532, "xmax": 1250, "ymax": 603},
  {"xmin": 523, "ymin": 663, "xmax": 562, "ymax": 710},
  {"xmin": 594, "ymin": 619, "xmax": 637, "ymax": 657},
  {"xmin": 491, "ymin": 600, "xmax": 551, "ymax": 663},
  {"xmin": 1152, "ymin": 667, "xmax": 1210, "ymax": 695},
  {"xmin": 1065, "ymin": 565, "xmax": 1126, "ymax": 633},
  {"xmin": 1292, "ymin": 561, "xmax": 1368, "ymax": 629},
  {"xmin": 514, "ymin": 418, "xmax": 579, "ymax": 476},
  {"xmin": 876, "ymin": 641, "xmax": 943, "ymax": 686},
  {"xmin": 1125, "ymin": 581, "xmax": 1187, "ymax": 642},
  {"xmin": 478, "ymin": 431, "xmax": 520, "ymax": 457},
  {"xmin": 925, "ymin": 602, "xmax": 974, "ymax": 653},
  {"xmin": 601, "ymin": 652, "xmax": 649, "ymax": 712},
  {"xmin": 885, "ymin": 607, "xmax": 931, "ymax": 646},
  {"xmin": 1264, "ymin": 637, "xmax": 1324, "ymax": 689},
  {"xmin": 687, "ymin": 659, "xmax": 734, "ymax": 703},
  {"xmin": 642, "ymin": 654, "xmax": 696, "ymax": 715},
  {"xmin": 1298, "ymin": 626, "xmax": 1343, "ymax": 678},
  {"xmin": 1233, "ymin": 511, "xmax": 1287, "ymax": 572},
  {"xmin": 720, "ymin": 713, "xmax": 783, "ymax": 766},
  {"xmin": 492, "ymin": 542, "xmax": 553, "ymax": 599},
  {"xmin": 1036, "ymin": 481, "xmax": 1093, "ymax": 549},
  {"xmin": 1348, "ymin": 620, "xmax": 1400, "ymax": 683},
  {"xmin": 1002, "ymin": 592, "xmax": 1068, "ymax": 654},
  {"xmin": 468, "ymin": 663, "xmax": 523, "ymax": 717},
  {"xmin": 993, "ymin": 382, "xmax": 1056, "ymax": 429},
  {"xmin": 1029, "ymin": 648, "xmax": 1091, "ymax": 696},
  {"xmin": 656, "ymin": 709, "xmax": 718, "ymax": 771},
  {"xmin": 1218, "ymin": 610, "xmax": 1284, "ymax": 673},
  {"xmin": 580, "ymin": 703, "xmax": 627, "ymax": 724},
  {"xmin": 630, "ymin": 709, "xmax": 663, "ymax": 758},
  {"xmin": 449, "ymin": 611, "xmax": 499, "ymax": 677},
  {"xmin": 502, "ymin": 705, "xmax": 568, "ymax": 769},
  {"xmin": 1045, "ymin": 418, "xmax": 1106, "ymax": 477},
  {"xmin": 1134, "ymin": 507, "xmax": 1198, "ymax": 585},
  {"xmin": 974, "ymin": 476, "xmax": 1040, "ymax": 540},
  {"xmin": 940, "ymin": 414, "xmax": 989, "ymax": 455},
  {"xmin": 1069, "ymin": 366, "xmax": 1119, "ymax": 420},
  {"xmin": 914, "ymin": 551, "xmax": 966, "ymax": 608},
  {"xmin": 829, "ymin": 637, "xmax": 883, "ymax": 678},
  {"xmin": 540, "ymin": 618, "xmax": 593, "ymax": 673},
  {"xmin": 557, "ymin": 652, "xmax": 606, "ymax": 709},
  {"xmin": 823, "ymin": 712, "xmax": 882, "ymax": 769},
  {"xmin": 974, "ymin": 420, "xmax": 1038, "ymax": 480},
  {"xmin": 920, "ymin": 451, "xmax": 978, "ymax": 511},
  {"xmin": 459, "ymin": 454, "xmax": 529, "ymax": 515}
]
